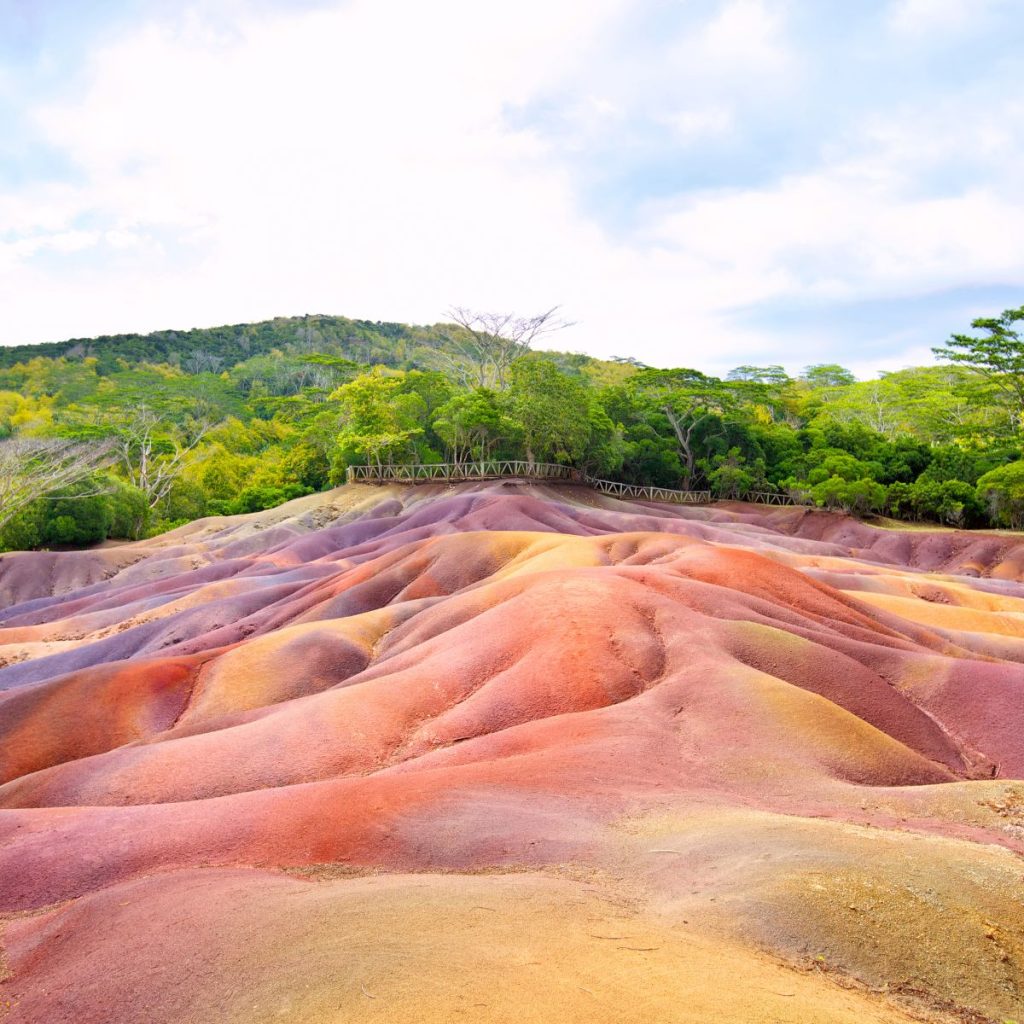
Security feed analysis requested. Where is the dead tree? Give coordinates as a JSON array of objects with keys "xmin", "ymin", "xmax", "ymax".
[
  {"xmin": 182, "ymin": 350, "xmax": 224, "ymax": 374},
  {"xmin": 114, "ymin": 406, "xmax": 213, "ymax": 509},
  {"xmin": 0, "ymin": 437, "xmax": 117, "ymax": 533},
  {"xmin": 434, "ymin": 307, "xmax": 573, "ymax": 389}
]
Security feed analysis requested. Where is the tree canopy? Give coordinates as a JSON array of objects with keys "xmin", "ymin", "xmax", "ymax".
[
  {"xmin": 933, "ymin": 305, "xmax": 1024, "ymax": 428},
  {"xmin": 2, "ymin": 303, "xmax": 1024, "ymax": 551}
]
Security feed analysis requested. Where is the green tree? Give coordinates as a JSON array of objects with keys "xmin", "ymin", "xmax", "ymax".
[
  {"xmin": 933, "ymin": 306, "xmax": 1024, "ymax": 429},
  {"xmin": 727, "ymin": 365, "xmax": 790, "ymax": 385},
  {"xmin": 40, "ymin": 481, "xmax": 115, "ymax": 546},
  {"xmin": 802, "ymin": 364, "xmax": 856, "ymax": 389},
  {"xmin": 580, "ymin": 400, "xmax": 626, "ymax": 477},
  {"xmin": 332, "ymin": 370, "xmax": 425, "ymax": 470},
  {"xmin": 106, "ymin": 476, "xmax": 152, "ymax": 539},
  {"xmin": 811, "ymin": 476, "xmax": 886, "ymax": 515},
  {"xmin": 504, "ymin": 359, "xmax": 590, "ymax": 465},
  {"xmin": 433, "ymin": 389, "xmax": 506, "ymax": 464},
  {"xmin": 619, "ymin": 368, "xmax": 734, "ymax": 487},
  {"xmin": 0, "ymin": 437, "xmax": 116, "ymax": 535},
  {"xmin": 708, "ymin": 447, "xmax": 755, "ymax": 499},
  {"xmin": 976, "ymin": 461, "xmax": 1024, "ymax": 528}
]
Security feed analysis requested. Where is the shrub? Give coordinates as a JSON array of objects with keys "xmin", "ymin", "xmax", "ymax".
[
  {"xmin": 811, "ymin": 475, "xmax": 886, "ymax": 514},
  {"xmin": 39, "ymin": 483, "xmax": 114, "ymax": 546},
  {"xmin": 887, "ymin": 479, "xmax": 983, "ymax": 527}
]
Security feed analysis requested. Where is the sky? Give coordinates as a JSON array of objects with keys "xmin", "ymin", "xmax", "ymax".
[{"xmin": 1, "ymin": 0, "xmax": 1021, "ymax": 378}]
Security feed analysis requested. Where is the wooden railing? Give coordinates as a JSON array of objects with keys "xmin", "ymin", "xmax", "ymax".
[
  {"xmin": 346, "ymin": 461, "xmax": 579, "ymax": 483},
  {"xmin": 745, "ymin": 490, "xmax": 813, "ymax": 507},
  {"xmin": 346, "ymin": 462, "xmax": 813, "ymax": 508},
  {"xmin": 586, "ymin": 478, "xmax": 710, "ymax": 505}
]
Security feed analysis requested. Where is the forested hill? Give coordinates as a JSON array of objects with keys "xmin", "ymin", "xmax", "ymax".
[
  {"xmin": 0, "ymin": 314, "xmax": 628, "ymax": 379},
  {"xmin": 0, "ymin": 315, "xmax": 424, "ymax": 371},
  {"xmin": 3, "ymin": 304, "xmax": 1024, "ymax": 553}
]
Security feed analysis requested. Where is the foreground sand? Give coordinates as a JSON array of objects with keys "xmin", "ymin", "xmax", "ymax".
[{"xmin": 0, "ymin": 482, "xmax": 1021, "ymax": 1023}]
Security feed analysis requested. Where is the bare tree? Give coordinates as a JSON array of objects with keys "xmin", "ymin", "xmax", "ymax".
[
  {"xmin": 0, "ymin": 437, "xmax": 117, "ymax": 533},
  {"xmin": 114, "ymin": 406, "xmax": 213, "ymax": 509},
  {"xmin": 434, "ymin": 307, "xmax": 573, "ymax": 389},
  {"xmin": 182, "ymin": 349, "xmax": 224, "ymax": 374}
]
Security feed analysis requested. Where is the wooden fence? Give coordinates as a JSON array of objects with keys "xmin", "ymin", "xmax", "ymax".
[
  {"xmin": 346, "ymin": 461, "xmax": 578, "ymax": 484},
  {"xmin": 346, "ymin": 462, "xmax": 813, "ymax": 509},
  {"xmin": 585, "ymin": 478, "xmax": 710, "ymax": 505}
]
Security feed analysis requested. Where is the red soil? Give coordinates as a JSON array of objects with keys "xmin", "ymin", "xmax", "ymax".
[{"xmin": 0, "ymin": 482, "xmax": 1022, "ymax": 1023}]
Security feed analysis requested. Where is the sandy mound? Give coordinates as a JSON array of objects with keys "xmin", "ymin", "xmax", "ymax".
[{"xmin": 1, "ymin": 482, "xmax": 1022, "ymax": 1023}]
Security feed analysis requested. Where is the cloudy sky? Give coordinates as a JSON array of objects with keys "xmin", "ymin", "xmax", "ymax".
[{"xmin": 1, "ymin": 0, "xmax": 1021, "ymax": 376}]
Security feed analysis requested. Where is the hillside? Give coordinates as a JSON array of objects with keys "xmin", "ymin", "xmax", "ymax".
[
  {"xmin": 0, "ymin": 315, "xmax": 438, "ymax": 371},
  {"xmin": 1, "ymin": 481, "xmax": 1022, "ymax": 1023},
  {"xmin": 0, "ymin": 313, "xmax": 625, "ymax": 379}
]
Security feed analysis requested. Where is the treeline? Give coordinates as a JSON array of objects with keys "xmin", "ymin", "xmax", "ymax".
[
  {"xmin": 0, "ymin": 316, "xmax": 432, "ymax": 374},
  {"xmin": 2, "ymin": 306, "xmax": 1024, "ymax": 551},
  {"xmin": 0, "ymin": 313, "xmax": 624, "ymax": 380}
]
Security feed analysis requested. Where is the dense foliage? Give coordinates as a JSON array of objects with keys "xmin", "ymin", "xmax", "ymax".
[{"xmin": 2, "ymin": 306, "xmax": 1024, "ymax": 552}]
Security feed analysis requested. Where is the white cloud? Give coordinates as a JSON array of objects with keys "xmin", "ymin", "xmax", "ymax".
[
  {"xmin": 698, "ymin": 0, "xmax": 789, "ymax": 70},
  {"xmin": 647, "ymin": 175, "xmax": 1024, "ymax": 301},
  {"xmin": 659, "ymin": 0, "xmax": 795, "ymax": 105},
  {"xmin": 0, "ymin": 228, "xmax": 100, "ymax": 273},
  {"xmin": 886, "ymin": 0, "xmax": 994, "ymax": 36},
  {"xmin": 659, "ymin": 105, "xmax": 735, "ymax": 142},
  {"xmin": 0, "ymin": 0, "xmax": 777, "ymax": 369},
  {"xmin": 0, "ymin": 0, "xmax": 1021, "ymax": 376}
]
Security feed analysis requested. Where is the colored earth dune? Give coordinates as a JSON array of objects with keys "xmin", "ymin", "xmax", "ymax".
[{"xmin": 1, "ymin": 481, "xmax": 1022, "ymax": 1023}]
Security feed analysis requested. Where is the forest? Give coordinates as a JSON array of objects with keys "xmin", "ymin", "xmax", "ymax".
[{"xmin": 2, "ymin": 306, "xmax": 1024, "ymax": 552}]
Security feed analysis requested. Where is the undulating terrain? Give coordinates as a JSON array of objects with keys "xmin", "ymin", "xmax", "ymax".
[{"xmin": 0, "ymin": 482, "xmax": 1022, "ymax": 1023}]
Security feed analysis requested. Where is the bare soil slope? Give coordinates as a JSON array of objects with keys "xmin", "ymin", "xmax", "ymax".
[{"xmin": 1, "ymin": 482, "xmax": 1021, "ymax": 1023}]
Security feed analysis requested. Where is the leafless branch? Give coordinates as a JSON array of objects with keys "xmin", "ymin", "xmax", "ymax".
[
  {"xmin": 0, "ymin": 437, "xmax": 117, "ymax": 533},
  {"xmin": 435, "ymin": 306, "xmax": 574, "ymax": 389},
  {"xmin": 182, "ymin": 349, "xmax": 224, "ymax": 374},
  {"xmin": 114, "ymin": 406, "xmax": 214, "ymax": 509}
]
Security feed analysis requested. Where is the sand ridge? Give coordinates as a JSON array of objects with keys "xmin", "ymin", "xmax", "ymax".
[{"xmin": 0, "ymin": 482, "xmax": 1022, "ymax": 1022}]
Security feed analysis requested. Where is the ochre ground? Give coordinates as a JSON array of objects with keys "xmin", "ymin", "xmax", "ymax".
[{"xmin": 0, "ymin": 482, "xmax": 1022, "ymax": 1023}]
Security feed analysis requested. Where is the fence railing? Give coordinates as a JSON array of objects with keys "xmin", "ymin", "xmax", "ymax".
[
  {"xmin": 345, "ymin": 462, "xmax": 814, "ymax": 509},
  {"xmin": 745, "ymin": 490, "xmax": 813, "ymax": 507},
  {"xmin": 346, "ymin": 461, "xmax": 579, "ymax": 483},
  {"xmin": 586, "ymin": 478, "xmax": 711, "ymax": 505}
]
